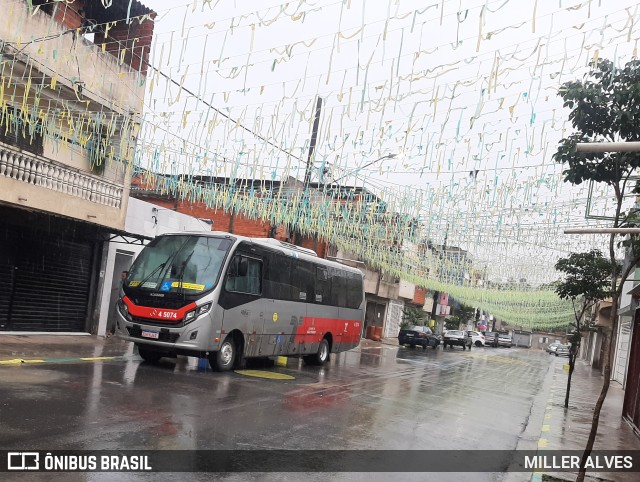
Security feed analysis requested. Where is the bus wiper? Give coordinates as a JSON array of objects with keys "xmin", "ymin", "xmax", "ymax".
[
  {"xmin": 177, "ymin": 249, "xmax": 195, "ymax": 299},
  {"xmin": 136, "ymin": 260, "xmax": 169, "ymax": 288}
]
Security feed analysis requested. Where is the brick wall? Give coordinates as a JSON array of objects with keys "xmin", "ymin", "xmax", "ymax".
[
  {"xmin": 50, "ymin": 0, "xmax": 85, "ymax": 30},
  {"xmin": 94, "ymin": 16, "xmax": 155, "ymax": 75},
  {"xmin": 131, "ymin": 177, "xmax": 331, "ymax": 257},
  {"xmin": 133, "ymin": 191, "xmax": 331, "ymax": 256}
]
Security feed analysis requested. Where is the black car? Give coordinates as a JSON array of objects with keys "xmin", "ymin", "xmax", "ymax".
[
  {"xmin": 398, "ymin": 325, "xmax": 440, "ymax": 349},
  {"xmin": 483, "ymin": 331, "xmax": 499, "ymax": 347}
]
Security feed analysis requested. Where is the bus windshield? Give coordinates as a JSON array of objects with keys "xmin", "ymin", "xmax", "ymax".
[{"xmin": 126, "ymin": 235, "xmax": 232, "ymax": 294}]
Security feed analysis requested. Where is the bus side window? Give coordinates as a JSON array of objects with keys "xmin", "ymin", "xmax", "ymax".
[
  {"xmin": 292, "ymin": 261, "xmax": 315, "ymax": 302},
  {"xmin": 315, "ymin": 266, "xmax": 329, "ymax": 304},
  {"xmin": 330, "ymin": 268, "xmax": 347, "ymax": 307},
  {"xmin": 225, "ymin": 255, "xmax": 262, "ymax": 295},
  {"xmin": 263, "ymin": 253, "xmax": 293, "ymax": 301},
  {"xmin": 345, "ymin": 271, "xmax": 363, "ymax": 309}
]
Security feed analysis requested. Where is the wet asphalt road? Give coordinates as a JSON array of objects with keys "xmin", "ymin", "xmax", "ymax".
[{"xmin": 0, "ymin": 339, "xmax": 555, "ymax": 481}]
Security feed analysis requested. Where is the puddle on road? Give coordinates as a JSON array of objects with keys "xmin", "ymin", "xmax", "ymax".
[{"xmin": 0, "ymin": 367, "xmax": 66, "ymax": 384}]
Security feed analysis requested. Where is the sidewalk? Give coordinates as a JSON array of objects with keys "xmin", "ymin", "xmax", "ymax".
[
  {"xmin": 532, "ymin": 357, "xmax": 640, "ymax": 482},
  {"xmin": 0, "ymin": 334, "xmax": 132, "ymax": 362}
]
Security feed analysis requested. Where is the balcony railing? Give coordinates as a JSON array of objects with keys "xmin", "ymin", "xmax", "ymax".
[{"xmin": 0, "ymin": 144, "xmax": 123, "ymax": 208}]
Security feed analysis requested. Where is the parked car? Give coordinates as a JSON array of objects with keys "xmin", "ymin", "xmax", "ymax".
[
  {"xmin": 546, "ymin": 342, "xmax": 561, "ymax": 354},
  {"xmin": 498, "ymin": 332, "xmax": 512, "ymax": 347},
  {"xmin": 443, "ymin": 330, "xmax": 473, "ymax": 350},
  {"xmin": 398, "ymin": 325, "xmax": 440, "ymax": 349},
  {"xmin": 483, "ymin": 331, "xmax": 499, "ymax": 347},
  {"xmin": 555, "ymin": 344, "xmax": 570, "ymax": 357},
  {"xmin": 467, "ymin": 330, "xmax": 486, "ymax": 347}
]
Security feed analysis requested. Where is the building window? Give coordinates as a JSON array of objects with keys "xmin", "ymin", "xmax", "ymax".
[{"xmin": 0, "ymin": 107, "xmax": 44, "ymax": 156}]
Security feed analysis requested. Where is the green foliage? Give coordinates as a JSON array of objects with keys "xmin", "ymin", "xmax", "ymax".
[
  {"xmin": 446, "ymin": 304, "xmax": 476, "ymax": 330},
  {"xmin": 554, "ymin": 250, "xmax": 615, "ymax": 303},
  {"xmin": 553, "ymin": 59, "xmax": 640, "ymax": 187},
  {"xmin": 400, "ymin": 306, "xmax": 428, "ymax": 329}
]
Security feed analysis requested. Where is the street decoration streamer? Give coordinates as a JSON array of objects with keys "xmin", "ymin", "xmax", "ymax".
[{"xmin": 2, "ymin": 0, "xmax": 638, "ymax": 329}]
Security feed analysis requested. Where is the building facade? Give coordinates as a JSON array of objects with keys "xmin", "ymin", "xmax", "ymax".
[{"xmin": 0, "ymin": 0, "xmax": 155, "ymax": 332}]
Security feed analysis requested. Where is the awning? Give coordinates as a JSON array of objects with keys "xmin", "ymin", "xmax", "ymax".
[
  {"xmin": 627, "ymin": 283, "xmax": 640, "ymax": 297},
  {"xmin": 97, "ymin": 227, "xmax": 153, "ymax": 245},
  {"xmin": 618, "ymin": 303, "xmax": 636, "ymax": 316}
]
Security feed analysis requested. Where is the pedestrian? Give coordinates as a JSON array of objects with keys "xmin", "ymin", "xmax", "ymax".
[{"xmin": 107, "ymin": 271, "xmax": 128, "ymax": 336}]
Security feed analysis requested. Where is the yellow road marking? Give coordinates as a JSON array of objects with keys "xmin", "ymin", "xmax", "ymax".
[
  {"xmin": 541, "ymin": 424, "xmax": 550, "ymax": 432},
  {"xmin": 538, "ymin": 439, "xmax": 548, "ymax": 448},
  {"xmin": 0, "ymin": 359, "xmax": 45, "ymax": 365},
  {"xmin": 235, "ymin": 370, "xmax": 295, "ymax": 380},
  {"xmin": 0, "ymin": 356, "xmax": 119, "ymax": 366},
  {"xmin": 545, "ymin": 414, "xmax": 552, "ymax": 419}
]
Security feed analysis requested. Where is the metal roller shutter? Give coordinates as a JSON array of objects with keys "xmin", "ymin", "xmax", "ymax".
[{"xmin": 0, "ymin": 227, "xmax": 93, "ymax": 332}]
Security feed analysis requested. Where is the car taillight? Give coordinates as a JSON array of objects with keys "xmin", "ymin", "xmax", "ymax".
[{"xmin": 417, "ymin": 333, "xmax": 424, "ymax": 337}]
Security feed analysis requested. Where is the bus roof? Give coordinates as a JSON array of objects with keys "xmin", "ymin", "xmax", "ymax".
[{"xmin": 156, "ymin": 231, "xmax": 364, "ymax": 275}]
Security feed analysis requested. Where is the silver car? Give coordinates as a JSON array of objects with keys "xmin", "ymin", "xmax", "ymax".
[{"xmin": 497, "ymin": 332, "xmax": 512, "ymax": 347}]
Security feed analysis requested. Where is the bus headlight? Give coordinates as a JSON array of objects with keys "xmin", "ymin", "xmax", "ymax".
[
  {"xmin": 117, "ymin": 298, "xmax": 132, "ymax": 322},
  {"xmin": 184, "ymin": 303, "xmax": 212, "ymax": 325}
]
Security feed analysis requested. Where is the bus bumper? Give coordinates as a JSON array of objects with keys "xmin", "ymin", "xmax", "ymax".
[{"xmin": 114, "ymin": 313, "xmax": 219, "ymax": 354}]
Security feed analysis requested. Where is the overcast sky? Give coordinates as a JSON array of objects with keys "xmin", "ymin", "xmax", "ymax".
[{"xmin": 136, "ymin": 0, "xmax": 640, "ymax": 284}]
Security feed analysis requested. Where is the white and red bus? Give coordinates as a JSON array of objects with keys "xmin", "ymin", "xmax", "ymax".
[{"xmin": 115, "ymin": 232, "xmax": 364, "ymax": 370}]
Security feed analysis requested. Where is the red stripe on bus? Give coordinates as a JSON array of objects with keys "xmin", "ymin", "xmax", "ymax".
[
  {"xmin": 123, "ymin": 296, "xmax": 197, "ymax": 323},
  {"xmin": 294, "ymin": 317, "xmax": 362, "ymax": 344}
]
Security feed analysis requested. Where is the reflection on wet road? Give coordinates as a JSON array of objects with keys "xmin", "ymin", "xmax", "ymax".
[{"xmin": 0, "ymin": 339, "xmax": 553, "ymax": 481}]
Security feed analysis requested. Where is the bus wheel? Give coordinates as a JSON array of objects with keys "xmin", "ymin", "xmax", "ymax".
[
  {"xmin": 137, "ymin": 344, "xmax": 163, "ymax": 363},
  {"xmin": 209, "ymin": 337, "xmax": 236, "ymax": 371},
  {"xmin": 304, "ymin": 339, "xmax": 330, "ymax": 366}
]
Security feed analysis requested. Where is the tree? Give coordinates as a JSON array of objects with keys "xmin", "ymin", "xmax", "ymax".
[
  {"xmin": 445, "ymin": 304, "xmax": 475, "ymax": 330},
  {"xmin": 554, "ymin": 250, "xmax": 614, "ymax": 409},
  {"xmin": 553, "ymin": 58, "xmax": 640, "ymax": 482},
  {"xmin": 400, "ymin": 305, "xmax": 428, "ymax": 330}
]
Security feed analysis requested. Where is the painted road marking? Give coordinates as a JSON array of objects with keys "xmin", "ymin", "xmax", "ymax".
[
  {"xmin": 0, "ymin": 356, "xmax": 124, "ymax": 366},
  {"xmin": 541, "ymin": 424, "xmax": 550, "ymax": 432},
  {"xmin": 0, "ymin": 359, "xmax": 45, "ymax": 365},
  {"xmin": 537, "ymin": 439, "xmax": 548, "ymax": 448},
  {"xmin": 235, "ymin": 369, "xmax": 295, "ymax": 380}
]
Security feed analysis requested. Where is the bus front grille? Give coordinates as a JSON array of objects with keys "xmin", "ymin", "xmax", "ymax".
[{"xmin": 127, "ymin": 326, "xmax": 180, "ymax": 343}]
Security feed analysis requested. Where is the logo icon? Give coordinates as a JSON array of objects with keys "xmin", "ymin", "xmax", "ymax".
[{"xmin": 8, "ymin": 452, "xmax": 39, "ymax": 470}]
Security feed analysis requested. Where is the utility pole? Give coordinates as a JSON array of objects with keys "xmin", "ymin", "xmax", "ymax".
[
  {"xmin": 303, "ymin": 96, "xmax": 323, "ymax": 187},
  {"xmin": 293, "ymin": 96, "xmax": 323, "ymax": 246}
]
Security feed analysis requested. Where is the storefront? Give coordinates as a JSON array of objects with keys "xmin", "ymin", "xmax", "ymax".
[{"xmin": 0, "ymin": 204, "xmax": 101, "ymax": 332}]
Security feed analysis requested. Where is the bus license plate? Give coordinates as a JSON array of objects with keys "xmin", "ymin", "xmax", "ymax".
[{"xmin": 141, "ymin": 330, "xmax": 159, "ymax": 339}]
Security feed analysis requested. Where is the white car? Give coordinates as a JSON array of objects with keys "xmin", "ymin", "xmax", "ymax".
[{"xmin": 466, "ymin": 330, "xmax": 486, "ymax": 347}]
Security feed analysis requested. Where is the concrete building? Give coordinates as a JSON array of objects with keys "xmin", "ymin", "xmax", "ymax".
[{"xmin": 0, "ymin": 0, "xmax": 155, "ymax": 332}]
